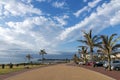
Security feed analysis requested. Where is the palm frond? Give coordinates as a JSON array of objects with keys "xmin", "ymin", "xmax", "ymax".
[
  {"xmin": 101, "ymin": 35, "xmax": 109, "ymax": 47},
  {"xmin": 89, "ymin": 29, "xmax": 92, "ymax": 38},
  {"xmin": 93, "ymin": 35, "xmax": 101, "ymax": 43},
  {"xmin": 109, "ymin": 34, "xmax": 117, "ymax": 45},
  {"xmin": 112, "ymin": 44, "xmax": 120, "ymax": 50},
  {"xmin": 94, "ymin": 42, "xmax": 102, "ymax": 47},
  {"xmin": 78, "ymin": 46, "xmax": 87, "ymax": 48},
  {"xmin": 39, "ymin": 49, "xmax": 47, "ymax": 55},
  {"xmin": 77, "ymin": 40, "xmax": 88, "ymax": 44},
  {"xmin": 111, "ymin": 36, "xmax": 120, "ymax": 46}
]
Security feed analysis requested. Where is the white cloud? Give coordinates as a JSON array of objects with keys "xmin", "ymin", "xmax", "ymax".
[
  {"xmin": 0, "ymin": 0, "xmax": 69, "ymax": 56},
  {"xmin": 83, "ymin": 0, "xmax": 87, "ymax": 2},
  {"xmin": 54, "ymin": 15, "xmax": 69, "ymax": 26},
  {"xmin": 88, "ymin": 0, "xmax": 101, "ymax": 8},
  {"xmin": 74, "ymin": 0, "xmax": 101, "ymax": 17},
  {"xmin": 52, "ymin": 1, "xmax": 66, "ymax": 9},
  {"xmin": 36, "ymin": 0, "xmax": 51, "ymax": 3},
  {"xmin": 6, "ymin": 16, "xmax": 49, "ymax": 33},
  {"xmin": 21, "ymin": 0, "xmax": 32, "ymax": 3},
  {"xmin": 0, "ymin": 26, "xmax": 36, "ymax": 50},
  {"xmin": 110, "ymin": 11, "xmax": 120, "ymax": 26},
  {"xmin": 0, "ymin": 0, "xmax": 42, "ymax": 17},
  {"xmin": 0, "ymin": 0, "xmax": 120, "ymax": 56},
  {"xmin": 73, "ymin": 6, "xmax": 88, "ymax": 17},
  {"xmin": 3, "ymin": 16, "xmax": 64, "ymax": 51},
  {"xmin": 36, "ymin": 0, "xmax": 46, "ymax": 2},
  {"xmin": 59, "ymin": 0, "xmax": 120, "ymax": 41},
  {"xmin": 57, "ymin": 20, "xmax": 85, "ymax": 41}
]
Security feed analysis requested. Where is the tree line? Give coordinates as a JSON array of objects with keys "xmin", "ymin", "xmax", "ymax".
[{"xmin": 73, "ymin": 30, "xmax": 120, "ymax": 71}]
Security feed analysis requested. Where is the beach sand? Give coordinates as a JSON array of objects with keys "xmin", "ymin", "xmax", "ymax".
[{"xmin": 5, "ymin": 64, "xmax": 115, "ymax": 80}]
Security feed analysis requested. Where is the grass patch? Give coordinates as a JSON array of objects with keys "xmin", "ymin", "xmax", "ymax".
[
  {"xmin": 0, "ymin": 66, "xmax": 24, "ymax": 75},
  {"xmin": 0, "ymin": 65, "xmax": 45, "ymax": 75}
]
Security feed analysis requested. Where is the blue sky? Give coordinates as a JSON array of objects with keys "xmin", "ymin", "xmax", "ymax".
[{"xmin": 0, "ymin": 0, "xmax": 120, "ymax": 58}]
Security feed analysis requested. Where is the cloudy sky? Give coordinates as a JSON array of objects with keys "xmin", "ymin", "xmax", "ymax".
[{"xmin": 0, "ymin": 0, "xmax": 120, "ymax": 57}]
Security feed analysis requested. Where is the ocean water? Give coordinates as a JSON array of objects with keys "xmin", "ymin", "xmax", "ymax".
[{"xmin": 0, "ymin": 53, "xmax": 73, "ymax": 64}]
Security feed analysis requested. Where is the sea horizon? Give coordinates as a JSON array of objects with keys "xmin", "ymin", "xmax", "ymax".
[{"xmin": 0, "ymin": 53, "xmax": 73, "ymax": 64}]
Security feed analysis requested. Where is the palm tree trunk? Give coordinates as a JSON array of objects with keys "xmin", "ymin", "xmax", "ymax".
[
  {"xmin": 42, "ymin": 54, "xmax": 44, "ymax": 63},
  {"xmin": 108, "ymin": 54, "xmax": 111, "ymax": 71},
  {"xmin": 90, "ymin": 47, "xmax": 94, "ymax": 66},
  {"xmin": 28, "ymin": 59, "xmax": 30, "ymax": 63},
  {"xmin": 90, "ymin": 47, "xmax": 93, "ymax": 60},
  {"xmin": 84, "ymin": 54, "xmax": 87, "ymax": 64}
]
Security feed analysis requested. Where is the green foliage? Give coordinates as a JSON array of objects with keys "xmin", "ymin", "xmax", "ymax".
[
  {"xmin": 78, "ymin": 46, "xmax": 88, "ymax": 64},
  {"xmin": 26, "ymin": 54, "xmax": 32, "ymax": 63},
  {"xmin": 0, "ymin": 65, "xmax": 45, "ymax": 75},
  {"xmin": 73, "ymin": 54, "xmax": 79, "ymax": 64},
  {"xmin": 77, "ymin": 29, "xmax": 120, "ymax": 70},
  {"xmin": 39, "ymin": 49, "xmax": 47, "ymax": 64},
  {"xmin": 97, "ymin": 34, "xmax": 120, "ymax": 70},
  {"xmin": 78, "ymin": 30, "xmax": 101, "ymax": 63}
]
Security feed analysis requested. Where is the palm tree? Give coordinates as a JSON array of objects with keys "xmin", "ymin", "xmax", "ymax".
[
  {"xmin": 73, "ymin": 54, "xmax": 79, "ymax": 64},
  {"xmin": 78, "ymin": 30, "xmax": 101, "ymax": 64},
  {"xmin": 97, "ymin": 34, "xmax": 120, "ymax": 71},
  {"xmin": 39, "ymin": 49, "xmax": 47, "ymax": 63},
  {"xmin": 26, "ymin": 54, "xmax": 32, "ymax": 63},
  {"xmin": 97, "ymin": 50, "xmax": 108, "ymax": 61},
  {"xmin": 78, "ymin": 46, "xmax": 88, "ymax": 64}
]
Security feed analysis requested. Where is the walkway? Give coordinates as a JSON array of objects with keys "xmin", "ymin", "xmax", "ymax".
[{"xmin": 5, "ymin": 64, "xmax": 114, "ymax": 80}]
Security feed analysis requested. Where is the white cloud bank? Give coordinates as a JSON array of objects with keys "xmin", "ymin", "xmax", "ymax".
[
  {"xmin": 0, "ymin": 0, "xmax": 120, "ymax": 56},
  {"xmin": 4, "ymin": 16, "xmax": 63, "ymax": 50},
  {"xmin": 0, "ymin": 0, "xmax": 42, "ymax": 17},
  {"xmin": 58, "ymin": 0, "xmax": 120, "ymax": 41}
]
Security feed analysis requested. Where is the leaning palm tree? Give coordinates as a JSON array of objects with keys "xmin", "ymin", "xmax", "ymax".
[
  {"xmin": 39, "ymin": 49, "xmax": 47, "ymax": 63},
  {"xmin": 78, "ymin": 30, "xmax": 101, "ymax": 64},
  {"xmin": 78, "ymin": 46, "xmax": 88, "ymax": 64},
  {"xmin": 97, "ymin": 34, "xmax": 120, "ymax": 71},
  {"xmin": 26, "ymin": 54, "xmax": 32, "ymax": 63}
]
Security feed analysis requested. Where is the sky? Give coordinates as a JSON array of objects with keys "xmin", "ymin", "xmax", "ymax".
[{"xmin": 0, "ymin": 0, "xmax": 120, "ymax": 60}]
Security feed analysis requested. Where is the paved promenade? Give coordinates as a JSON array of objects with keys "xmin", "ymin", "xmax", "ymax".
[{"xmin": 5, "ymin": 64, "xmax": 114, "ymax": 80}]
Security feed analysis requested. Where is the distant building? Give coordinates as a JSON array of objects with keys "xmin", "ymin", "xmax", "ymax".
[
  {"xmin": 117, "ymin": 54, "xmax": 120, "ymax": 58},
  {"xmin": 111, "ymin": 53, "xmax": 120, "ymax": 59},
  {"xmin": 85, "ymin": 53, "xmax": 120, "ymax": 61}
]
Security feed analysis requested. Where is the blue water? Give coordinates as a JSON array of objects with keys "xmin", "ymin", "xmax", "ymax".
[{"xmin": 0, "ymin": 53, "xmax": 73, "ymax": 64}]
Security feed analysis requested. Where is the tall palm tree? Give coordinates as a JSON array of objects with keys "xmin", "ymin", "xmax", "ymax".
[
  {"xmin": 78, "ymin": 46, "xmax": 88, "ymax": 64},
  {"xmin": 26, "ymin": 54, "xmax": 32, "ymax": 63},
  {"xmin": 98, "ymin": 34, "xmax": 120, "ymax": 71},
  {"xmin": 39, "ymin": 49, "xmax": 47, "ymax": 63},
  {"xmin": 78, "ymin": 30, "xmax": 101, "ymax": 64}
]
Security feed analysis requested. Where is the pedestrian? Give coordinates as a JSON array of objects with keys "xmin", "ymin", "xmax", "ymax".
[
  {"xmin": 9, "ymin": 63, "xmax": 13, "ymax": 69},
  {"xmin": 2, "ymin": 64, "xmax": 5, "ymax": 69}
]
